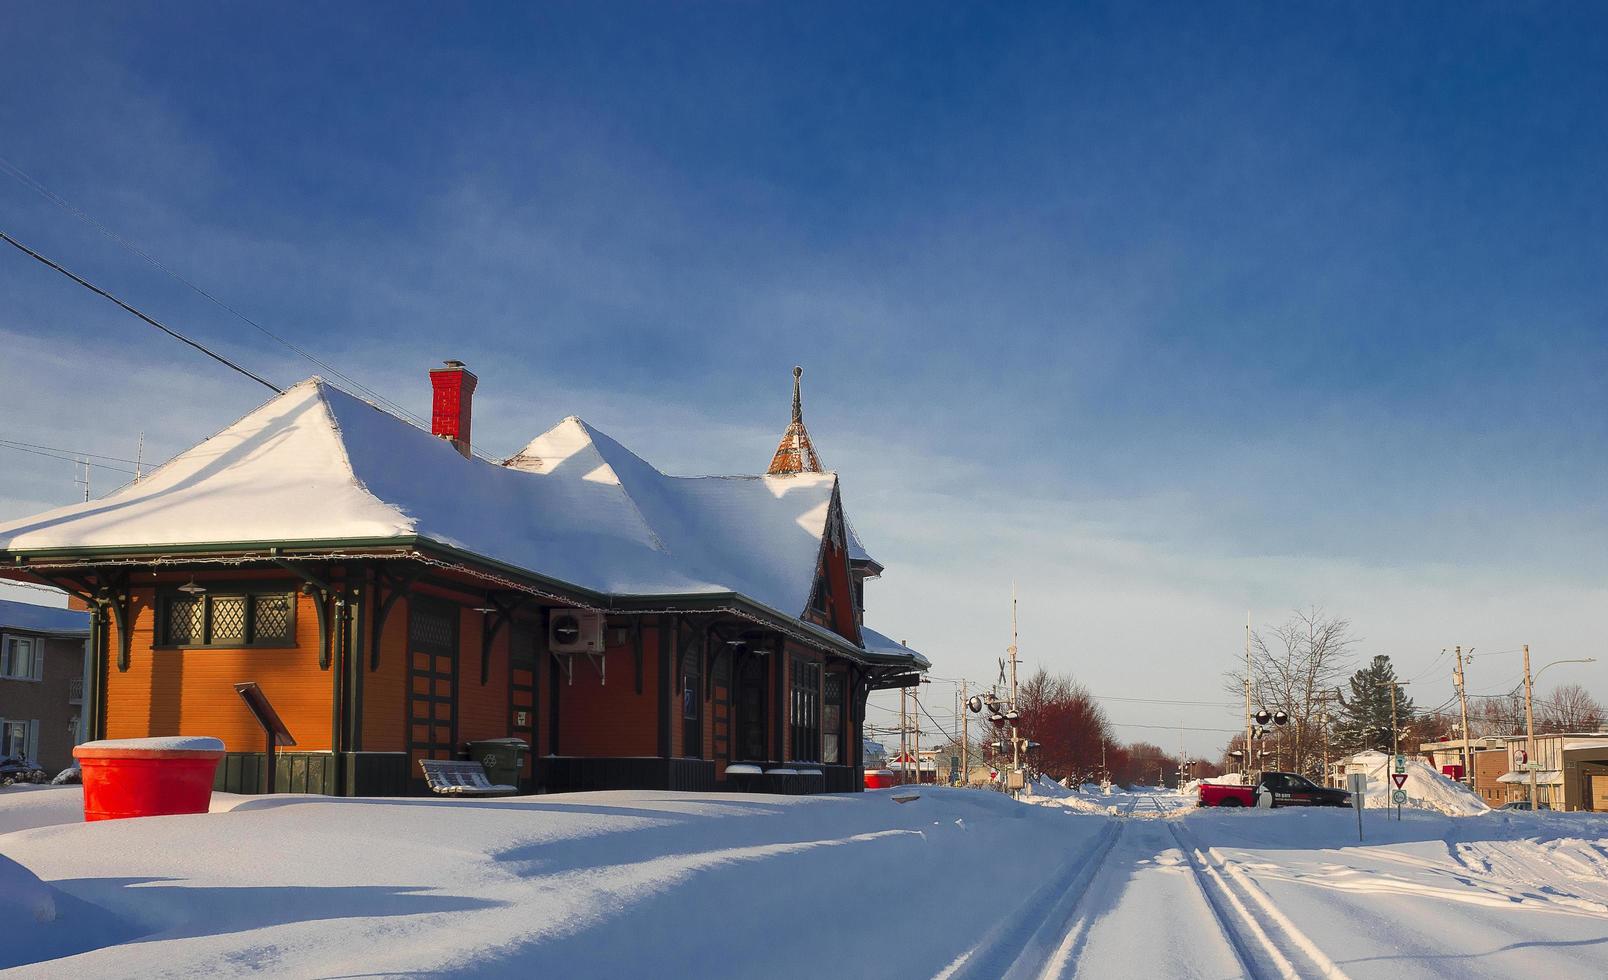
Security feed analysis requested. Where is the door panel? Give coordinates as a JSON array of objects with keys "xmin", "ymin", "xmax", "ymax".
[{"xmin": 407, "ymin": 600, "xmax": 458, "ymax": 787}]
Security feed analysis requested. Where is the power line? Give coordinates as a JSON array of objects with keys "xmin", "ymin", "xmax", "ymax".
[
  {"xmin": 0, "ymin": 229, "xmax": 283, "ymax": 393},
  {"xmin": 0, "ymin": 156, "xmax": 438, "ymax": 429},
  {"xmin": 0, "ymin": 438, "xmax": 144, "ymax": 466},
  {"xmin": 0, "ymin": 440, "xmax": 138, "ymax": 476}
]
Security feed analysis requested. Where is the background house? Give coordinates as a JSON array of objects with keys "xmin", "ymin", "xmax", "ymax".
[{"xmin": 0, "ymin": 597, "xmax": 89, "ymax": 772}]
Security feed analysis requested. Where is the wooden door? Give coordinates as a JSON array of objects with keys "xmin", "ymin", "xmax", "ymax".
[
  {"xmin": 510, "ymin": 625, "xmax": 537, "ymax": 785},
  {"xmin": 712, "ymin": 647, "xmax": 731, "ymax": 768},
  {"xmin": 681, "ymin": 637, "xmax": 703, "ymax": 758},
  {"xmin": 735, "ymin": 654, "xmax": 767, "ymax": 761},
  {"xmin": 1591, "ymin": 774, "xmax": 1608, "ymax": 812},
  {"xmin": 408, "ymin": 599, "xmax": 458, "ymax": 787}
]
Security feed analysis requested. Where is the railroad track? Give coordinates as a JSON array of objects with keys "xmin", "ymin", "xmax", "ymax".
[{"xmin": 1167, "ymin": 822, "xmax": 1350, "ymax": 980}]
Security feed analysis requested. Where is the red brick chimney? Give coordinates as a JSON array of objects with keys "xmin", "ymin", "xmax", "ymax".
[{"xmin": 429, "ymin": 360, "xmax": 477, "ymax": 458}]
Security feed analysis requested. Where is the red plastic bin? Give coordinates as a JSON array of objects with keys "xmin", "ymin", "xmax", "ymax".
[
  {"xmin": 73, "ymin": 737, "xmax": 226, "ymax": 822},
  {"xmin": 864, "ymin": 769, "xmax": 898, "ymax": 790}
]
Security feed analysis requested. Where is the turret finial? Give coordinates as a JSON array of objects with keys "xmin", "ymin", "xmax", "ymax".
[{"xmin": 791, "ymin": 366, "xmax": 803, "ymax": 423}]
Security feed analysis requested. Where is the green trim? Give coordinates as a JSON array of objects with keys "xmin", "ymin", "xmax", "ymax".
[
  {"xmin": 2, "ymin": 533, "xmax": 929, "ymax": 673},
  {"xmin": 2, "ymin": 536, "xmax": 420, "ymax": 560}
]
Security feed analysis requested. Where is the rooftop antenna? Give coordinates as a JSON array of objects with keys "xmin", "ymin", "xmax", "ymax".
[
  {"xmin": 74, "ymin": 457, "xmax": 90, "ymax": 501},
  {"xmin": 135, "ymin": 431, "xmax": 145, "ymax": 481}
]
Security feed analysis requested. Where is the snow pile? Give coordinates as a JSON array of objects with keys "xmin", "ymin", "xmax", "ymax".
[
  {"xmin": 0, "ymin": 852, "xmax": 55, "ymax": 923},
  {"xmin": 1026, "ymin": 774, "xmax": 1075, "ymax": 798},
  {"xmin": 0, "ymin": 786, "xmax": 1111, "ymax": 977},
  {"xmin": 1350, "ymin": 750, "xmax": 1488, "ymax": 815}
]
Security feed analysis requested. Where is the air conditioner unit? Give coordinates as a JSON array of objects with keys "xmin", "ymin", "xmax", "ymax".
[{"xmin": 549, "ymin": 609, "xmax": 604, "ymax": 654}]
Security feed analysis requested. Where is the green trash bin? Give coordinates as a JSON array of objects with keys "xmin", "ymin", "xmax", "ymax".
[{"xmin": 466, "ymin": 738, "xmax": 530, "ymax": 790}]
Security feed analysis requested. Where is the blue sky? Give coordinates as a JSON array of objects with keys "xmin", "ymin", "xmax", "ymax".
[{"xmin": 2, "ymin": 3, "xmax": 1605, "ymax": 754}]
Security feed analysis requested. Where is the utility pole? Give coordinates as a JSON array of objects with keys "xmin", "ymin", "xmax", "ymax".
[
  {"xmin": 1523, "ymin": 644, "xmax": 1537, "ymax": 811},
  {"xmin": 1386, "ymin": 680, "xmax": 1399, "ymax": 762},
  {"xmin": 1453, "ymin": 645, "xmax": 1474, "ymax": 789},
  {"xmin": 960, "ymin": 679, "xmax": 969, "ymax": 787},
  {"xmin": 912, "ymin": 683, "xmax": 922, "ymax": 786},
  {"xmin": 1244, "ymin": 611, "xmax": 1253, "ymax": 778},
  {"xmin": 899, "ymin": 686, "xmax": 908, "ymax": 786},
  {"xmin": 1008, "ymin": 586, "xmax": 1022, "ymax": 787}
]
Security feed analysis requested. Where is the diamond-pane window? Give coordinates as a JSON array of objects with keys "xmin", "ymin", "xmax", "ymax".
[
  {"xmin": 253, "ymin": 595, "xmax": 292, "ymax": 642},
  {"xmin": 210, "ymin": 597, "xmax": 247, "ymax": 643},
  {"xmin": 166, "ymin": 597, "xmax": 204, "ymax": 645},
  {"xmin": 410, "ymin": 608, "xmax": 454, "ymax": 651}
]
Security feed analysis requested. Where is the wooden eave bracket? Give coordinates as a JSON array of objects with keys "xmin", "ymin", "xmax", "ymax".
[
  {"xmin": 370, "ymin": 565, "xmax": 423, "ymax": 672},
  {"xmin": 272, "ymin": 559, "xmax": 336, "ymax": 670},
  {"xmin": 479, "ymin": 593, "xmax": 525, "ymax": 685}
]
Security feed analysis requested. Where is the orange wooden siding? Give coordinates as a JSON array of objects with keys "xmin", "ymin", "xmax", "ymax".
[
  {"xmin": 361, "ymin": 594, "xmax": 408, "ymax": 752},
  {"xmin": 104, "ymin": 587, "xmax": 333, "ymax": 752},
  {"xmin": 557, "ymin": 625, "xmax": 661, "ymax": 757},
  {"xmin": 456, "ymin": 606, "xmax": 512, "ymax": 744}
]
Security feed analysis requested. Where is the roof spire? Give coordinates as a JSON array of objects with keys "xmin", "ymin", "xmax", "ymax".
[
  {"xmin": 767, "ymin": 365, "xmax": 822, "ymax": 475},
  {"xmin": 791, "ymin": 365, "xmax": 803, "ymax": 423}
]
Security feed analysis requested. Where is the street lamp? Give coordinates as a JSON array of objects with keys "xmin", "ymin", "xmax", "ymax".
[{"xmin": 1522, "ymin": 650, "xmax": 1596, "ymax": 810}]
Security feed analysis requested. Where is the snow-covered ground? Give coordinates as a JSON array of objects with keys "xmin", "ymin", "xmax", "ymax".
[{"xmin": 4, "ymin": 783, "xmax": 1607, "ymax": 977}]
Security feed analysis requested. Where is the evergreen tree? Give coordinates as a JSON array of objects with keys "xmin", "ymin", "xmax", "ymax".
[{"xmin": 1335, "ymin": 655, "xmax": 1414, "ymax": 754}]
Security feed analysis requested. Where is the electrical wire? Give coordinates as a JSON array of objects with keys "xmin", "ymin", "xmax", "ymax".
[
  {"xmin": 0, "ymin": 157, "xmax": 429, "ymax": 428},
  {"xmin": 0, "ymin": 158, "xmax": 516, "ymax": 464},
  {"xmin": 0, "ymin": 440, "xmax": 138, "ymax": 475},
  {"xmin": 0, "ymin": 229, "xmax": 283, "ymax": 393}
]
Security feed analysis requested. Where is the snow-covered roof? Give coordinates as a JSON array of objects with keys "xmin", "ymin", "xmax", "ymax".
[
  {"xmin": 1498, "ymin": 770, "xmax": 1563, "ymax": 785},
  {"xmin": 0, "ymin": 380, "xmax": 920, "ymax": 667},
  {"xmin": 860, "ymin": 625, "xmax": 930, "ymax": 670},
  {"xmin": 0, "ymin": 598, "xmax": 89, "ymax": 636}
]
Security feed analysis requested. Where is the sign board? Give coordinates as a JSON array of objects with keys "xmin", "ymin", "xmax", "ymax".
[
  {"xmin": 1006, "ymin": 770, "xmax": 1025, "ymax": 791},
  {"xmin": 1392, "ymin": 789, "xmax": 1408, "ymax": 805},
  {"xmin": 234, "ymin": 681, "xmax": 296, "ymax": 796},
  {"xmin": 234, "ymin": 682, "xmax": 296, "ymax": 747},
  {"xmin": 1391, "ymin": 773, "xmax": 1408, "ymax": 789},
  {"xmin": 1393, "ymin": 754, "xmax": 1407, "ymax": 774},
  {"xmin": 1348, "ymin": 773, "xmax": 1367, "ymax": 840}
]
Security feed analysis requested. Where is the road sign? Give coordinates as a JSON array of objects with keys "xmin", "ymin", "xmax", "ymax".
[
  {"xmin": 1391, "ymin": 773, "xmax": 1408, "ymax": 789},
  {"xmin": 1394, "ymin": 754, "xmax": 1406, "ymax": 773},
  {"xmin": 1392, "ymin": 789, "xmax": 1408, "ymax": 804}
]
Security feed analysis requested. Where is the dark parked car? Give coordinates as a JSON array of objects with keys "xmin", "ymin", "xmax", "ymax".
[{"xmin": 1198, "ymin": 771, "xmax": 1351, "ymax": 808}]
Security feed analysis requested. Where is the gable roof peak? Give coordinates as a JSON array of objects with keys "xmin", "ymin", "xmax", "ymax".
[{"xmin": 767, "ymin": 365, "xmax": 823, "ymax": 475}]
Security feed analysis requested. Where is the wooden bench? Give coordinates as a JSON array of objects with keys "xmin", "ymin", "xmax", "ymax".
[{"xmin": 419, "ymin": 759, "xmax": 518, "ymax": 797}]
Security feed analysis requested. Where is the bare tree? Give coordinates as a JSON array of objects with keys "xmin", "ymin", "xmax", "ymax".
[
  {"xmin": 1537, "ymin": 683, "xmax": 1606, "ymax": 734},
  {"xmin": 1471, "ymin": 691, "xmax": 1526, "ymax": 737},
  {"xmin": 1223, "ymin": 607, "xmax": 1356, "ymax": 777}
]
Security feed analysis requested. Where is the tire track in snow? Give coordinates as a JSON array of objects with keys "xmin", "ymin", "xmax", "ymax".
[
  {"xmin": 936, "ymin": 821, "xmax": 1123, "ymax": 980},
  {"xmin": 943, "ymin": 794, "xmax": 1243, "ymax": 980},
  {"xmin": 1168, "ymin": 823, "xmax": 1350, "ymax": 980}
]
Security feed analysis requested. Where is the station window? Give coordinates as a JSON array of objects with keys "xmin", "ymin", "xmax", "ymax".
[{"xmin": 160, "ymin": 592, "xmax": 297, "ymax": 647}]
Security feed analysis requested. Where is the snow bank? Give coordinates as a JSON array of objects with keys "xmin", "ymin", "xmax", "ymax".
[
  {"xmin": 0, "ymin": 787, "xmax": 1113, "ymax": 977},
  {"xmin": 1349, "ymin": 751, "xmax": 1488, "ymax": 815},
  {"xmin": 0, "ymin": 785, "xmax": 84, "ymax": 835}
]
